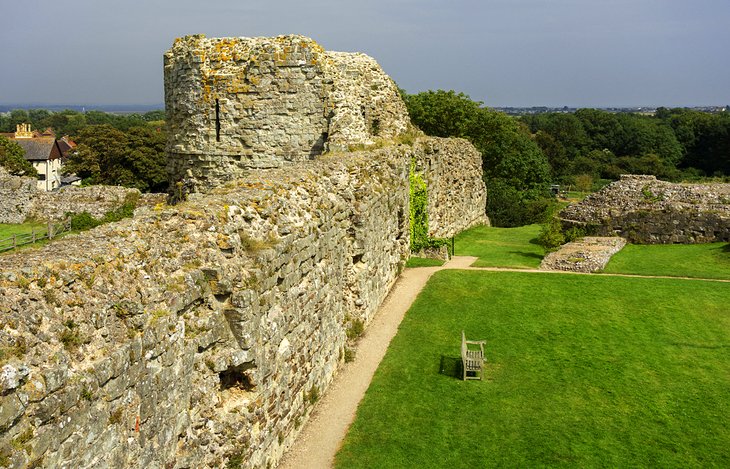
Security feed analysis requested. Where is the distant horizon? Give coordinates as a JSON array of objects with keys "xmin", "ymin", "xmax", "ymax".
[{"xmin": 2, "ymin": 102, "xmax": 727, "ymax": 114}]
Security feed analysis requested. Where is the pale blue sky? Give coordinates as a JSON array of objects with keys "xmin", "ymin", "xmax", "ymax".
[{"xmin": 1, "ymin": 0, "xmax": 728, "ymax": 107}]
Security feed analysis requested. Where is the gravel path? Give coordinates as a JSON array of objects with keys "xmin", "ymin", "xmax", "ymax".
[{"xmin": 277, "ymin": 255, "xmax": 729, "ymax": 469}]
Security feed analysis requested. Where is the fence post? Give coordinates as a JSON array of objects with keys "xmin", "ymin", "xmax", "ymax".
[
  {"xmin": 32, "ymin": 228, "xmax": 36, "ymax": 244},
  {"xmin": 451, "ymin": 236, "xmax": 455, "ymax": 257},
  {"xmin": 13, "ymin": 234, "xmax": 17, "ymax": 249},
  {"xmin": 48, "ymin": 221, "xmax": 53, "ymax": 240}
]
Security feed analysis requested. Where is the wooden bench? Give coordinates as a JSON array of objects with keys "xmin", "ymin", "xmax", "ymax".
[{"xmin": 461, "ymin": 331, "xmax": 486, "ymax": 381}]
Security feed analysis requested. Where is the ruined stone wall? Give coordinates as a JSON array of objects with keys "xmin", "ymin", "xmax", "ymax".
[
  {"xmin": 0, "ymin": 168, "xmax": 36, "ymax": 224},
  {"xmin": 0, "ymin": 149, "xmax": 409, "ymax": 469},
  {"xmin": 28, "ymin": 186, "xmax": 143, "ymax": 221},
  {"xmin": 561, "ymin": 175, "xmax": 730, "ymax": 244},
  {"xmin": 413, "ymin": 137, "xmax": 489, "ymax": 238},
  {"xmin": 164, "ymin": 35, "xmax": 409, "ymax": 191}
]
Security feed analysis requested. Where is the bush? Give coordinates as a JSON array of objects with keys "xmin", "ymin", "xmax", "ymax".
[
  {"xmin": 69, "ymin": 212, "xmax": 102, "ymax": 231},
  {"xmin": 537, "ymin": 216, "xmax": 565, "ymax": 252}
]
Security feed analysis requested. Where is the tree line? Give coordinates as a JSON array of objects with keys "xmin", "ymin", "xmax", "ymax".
[
  {"xmin": 0, "ymin": 109, "xmax": 168, "ymax": 193},
  {"xmin": 401, "ymin": 90, "xmax": 730, "ymax": 226},
  {"xmin": 522, "ymin": 108, "xmax": 730, "ymax": 183}
]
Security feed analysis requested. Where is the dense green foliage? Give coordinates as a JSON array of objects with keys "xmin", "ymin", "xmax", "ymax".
[
  {"xmin": 605, "ymin": 243, "xmax": 730, "ymax": 279},
  {"xmin": 455, "ymin": 224, "xmax": 544, "ymax": 268},
  {"xmin": 409, "ymin": 169, "xmax": 429, "ymax": 251},
  {"xmin": 402, "ymin": 90, "xmax": 553, "ymax": 227},
  {"xmin": 0, "ymin": 109, "xmax": 165, "ymax": 135},
  {"xmin": 64, "ymin": 124, "xmax": 167, "ymax": 192},
  {"xmin": 0, "ymin": 108, "xmax": 167, "ymax": 192},
  {"xmin": 523, "ymin": 108, "xmax": 730, "ymax": 183},
  {"xmin": 0, "ymin": 136, "xmax": 37, "ymax": 177},
  {"xmin": 336, "ymin": 270, "xmax": 730, "ymax": 468}
]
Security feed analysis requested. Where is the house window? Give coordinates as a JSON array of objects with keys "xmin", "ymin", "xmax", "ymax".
[{"xmin": 38, "ymin": 174, "xmax": 46, "ymax": 181}]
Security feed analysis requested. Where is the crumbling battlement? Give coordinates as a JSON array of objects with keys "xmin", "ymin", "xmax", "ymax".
[
  {"xmin": 561, "ymin": 175, "xmax": 730, "ymax": 244},
  {"xmin": 165, "ymin": 35, "xmax": 410, "ymax": 190},
  {"xmin": 0, "ymin": 149, "xmax": 410, "ymax": 469}
]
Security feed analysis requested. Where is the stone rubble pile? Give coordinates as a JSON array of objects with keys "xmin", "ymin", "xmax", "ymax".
[{"xmin": 540, "ymin": 237, "xmax": 627, "ymax": 273}]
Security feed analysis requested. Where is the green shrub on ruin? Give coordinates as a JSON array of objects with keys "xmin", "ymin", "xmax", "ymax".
[{"xmin": 409, "ymin": 168, "xmax": 429, "ymax": 251}]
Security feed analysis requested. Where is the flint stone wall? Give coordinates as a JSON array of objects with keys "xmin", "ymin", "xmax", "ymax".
[
  {"xmin": 561, "ymin": 175, "xmax": 730, "ymax": 244},
  {"xmin": 29, "ymin": 186, "xmax": 142, "ymax": 221},
  {"xmin": 0, "ymin": 168, "xmax": 160, "ymax": 224},
  {"xmin": 0, "ymin": 149, "xmax": 410, "ymax": 469},
  {"xmin": 164, "ymin": 35, "xmax": 409, "ymax": 191},
  {"xmin": 0, "ymin": 169, "xmax": 36, "ymax": 224},
  {"xmin": 413, "ymin": 137, "xmax": 489, "ymax": 238}
]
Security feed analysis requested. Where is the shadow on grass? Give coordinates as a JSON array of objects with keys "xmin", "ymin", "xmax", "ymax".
[
  {"xmin": 439, "ymin": 355, "xmax": 462, "ymax": 380},
  {"xmin": 508, "ymin": 250, "xmax": 543, "ymax": 260},
  {"xmin": 721, "ymin": 243, "xmax": 730, "ymax": 254}
]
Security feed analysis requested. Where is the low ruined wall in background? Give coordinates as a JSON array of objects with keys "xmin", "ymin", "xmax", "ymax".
[
  {"xmin": 28, "ymin": 186, "xmax": 143, "ymax": 221},
  {"xmin": 561, "ymin": 175, "xmax": 730, "ymax": 244},
  {"xmin": 0, "ymin": 168, "xmax": 36, "ymax": 224}
]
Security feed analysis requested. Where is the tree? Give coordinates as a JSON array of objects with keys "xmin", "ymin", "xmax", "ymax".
[
  {"xmin": 65, "ymin": 124, "xmax": 168, "ymax": 192},
  {"xmin": 0, "ymin": 136, "xmax": 37, "ymax": 177},
  {"xmin": 403, "ymin": 89, "xmax": 553, "ymax": 226}
]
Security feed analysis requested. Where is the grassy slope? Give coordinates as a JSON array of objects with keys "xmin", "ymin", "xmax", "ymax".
[
  {"xmin": 0, "ymin": 222, "xmax": 46, "ymax": 240},
  {"xmin": 336, "ymin": 271, "xmax": 730, "ymax": 468},
  {"xmin": 605, "ymin": 243, "xmax": 730, "ymax": 280},
  {"xmin": 455, "ymin": 224, "xmax": 544, "ymax": 268},
  {"xmin": 406, "ymin": 257, "xmax": 445, "ymax": 268}
]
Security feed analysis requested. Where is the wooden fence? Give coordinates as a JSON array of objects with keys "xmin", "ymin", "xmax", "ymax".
[{"xmin": 0, "ymin": 219, "xmax": 71, "ymax": 253}]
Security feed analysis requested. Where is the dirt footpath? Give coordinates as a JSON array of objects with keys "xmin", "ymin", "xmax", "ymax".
[{"xmin": 277, "ymin": 256, "xmax": 478, "ymax": 469}]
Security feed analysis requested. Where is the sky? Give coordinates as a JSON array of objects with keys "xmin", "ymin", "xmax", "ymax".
[{"xmin": 1, "ymin": 0, "xmax": 728, "ymax": 108}]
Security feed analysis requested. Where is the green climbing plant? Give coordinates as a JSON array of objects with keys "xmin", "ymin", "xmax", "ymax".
[
  {"xmin": 409, "ymin": 166, "xmax": 429, "ymax": 252},
  {"xmin": 409, "ymin": 162, "xmax": 449, "ymax": 253}
]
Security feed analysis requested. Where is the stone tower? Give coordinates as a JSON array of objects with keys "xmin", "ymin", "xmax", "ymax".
[{"xmin": 164, "ymin": 34, "xmax": 410, "ymax": 190}]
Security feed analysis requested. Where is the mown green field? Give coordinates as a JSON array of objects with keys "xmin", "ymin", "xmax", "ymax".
[
  {"xmin": 455, "ymin": 224, "xmax": 544, "ymax": 268},
  {"xmin": 0, "ymin": 222, "xmax": 46, "ymax": 240},
  {"xmin": 406, "ymin": 257, "xmax": 445, "ymax": 268},
  {"xmin": 336, "ymin": 270, "xmax": 730, "ymax": 468},
  {"xmin": 605, "ymin": 242, "xmax": 730, "ymax": 280}
]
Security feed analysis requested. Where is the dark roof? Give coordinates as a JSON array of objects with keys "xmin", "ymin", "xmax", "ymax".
[
  {"xmin": 61, "ymin": 175, "xmax": 82, "ymax": 184},
  {"xmin": 57, "ymin": 139, "xmax": 74, "ymax": 155},
  {"xmin": 14, "ymin": 138, "xmax": 59, "ymax": 161}
]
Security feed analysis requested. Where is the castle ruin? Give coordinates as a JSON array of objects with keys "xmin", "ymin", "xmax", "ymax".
[{"xmin": 0, "ymin": 35, "xmax": 487, "ymax": 468}]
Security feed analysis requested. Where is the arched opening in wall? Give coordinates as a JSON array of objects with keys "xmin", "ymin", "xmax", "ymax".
[
  {"xmin": 219, "ymin": 363, "xmax": 256, "ymax": 392},
  {"xmin": 215, "ymin": 99, "xmax": 221, "ymax": 142}
]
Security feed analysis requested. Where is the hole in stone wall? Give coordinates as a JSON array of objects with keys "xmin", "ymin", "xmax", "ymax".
[
  {"xmin": 215, "ymin": 99, "xmax": 221, "ymax": 142},
  {"xmin": 214, "ymin": 292, "xmax": 231, "ymax": 304},
  {"xmin": 220, "ymin": 364, "xmax": 256, "ymax": 392},
  {"xmin": 370, "ymin": 119, "xmax": 381, "ymax": 136},
  {"xmin": 352, "ymin": 253, "xmax": 364, "ymax": 264}
]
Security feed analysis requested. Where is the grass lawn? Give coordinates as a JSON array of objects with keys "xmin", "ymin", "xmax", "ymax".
[
  {"xmin": 336, "ymin": 271, "xmax": 730, "ymax": 468},
  {"xmin": 605, "ymin": 243, "xmax": 730, "ymax": 280},
  {"xmin": 0, "ymin": 222, "xmax": 46, "ymax": 240},
  {"xmin": 406, "ymin": 257, "xmax": 445, "ymax": 268},
  {"xmin": 455, "ymin": 224, "xmax": 544, "ymax": 268}
]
